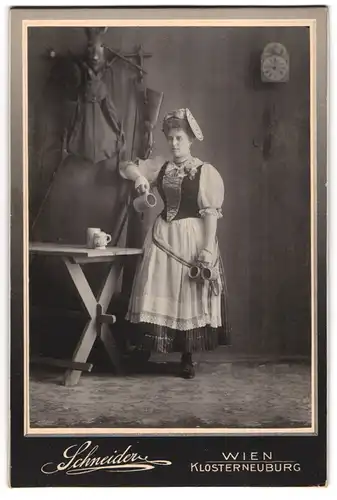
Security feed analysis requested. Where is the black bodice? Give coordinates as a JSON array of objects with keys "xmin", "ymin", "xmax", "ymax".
[{"xmin": 157, "ymin": 162, "xmax": 203, "ymax": 222}]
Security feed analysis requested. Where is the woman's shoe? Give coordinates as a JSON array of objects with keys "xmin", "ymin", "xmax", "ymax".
[{"xmin": 180, "ymin": 353, "xmax": 195, "ymax": 379}]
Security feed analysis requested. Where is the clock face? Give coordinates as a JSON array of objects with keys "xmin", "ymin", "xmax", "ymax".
[{"xmin": 262, "ymin": 55, "xmax": 289, "ymax": 82}]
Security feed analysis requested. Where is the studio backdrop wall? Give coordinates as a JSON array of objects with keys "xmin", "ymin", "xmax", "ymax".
[{"xmin": 28, "ymin": 26, "xmax": 311, "ymax": 358}]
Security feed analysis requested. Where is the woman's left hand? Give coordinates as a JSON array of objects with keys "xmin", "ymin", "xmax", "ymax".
[{"xmin": 197, "ymin": 248, "xmax": 213, "ymax": 265}]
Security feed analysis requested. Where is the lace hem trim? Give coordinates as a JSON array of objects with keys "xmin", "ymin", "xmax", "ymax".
[
  {"xmin": 199, "ymin": 208, "xmax": 223, "ymax": 219},
  {"xmin": 126, "ymin": 311, "xmax": 222, "ymax": 330}
]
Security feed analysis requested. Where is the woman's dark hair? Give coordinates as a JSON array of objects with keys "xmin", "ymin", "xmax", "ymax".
[{"xmin": 162, "ymin": 117, "xmax": 195, "ymax": 141}]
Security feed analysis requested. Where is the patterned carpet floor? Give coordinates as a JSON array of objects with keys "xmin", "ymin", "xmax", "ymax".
[{"xmin": 29, "ymin": 354, "xmax": 311, "ymax": 430}]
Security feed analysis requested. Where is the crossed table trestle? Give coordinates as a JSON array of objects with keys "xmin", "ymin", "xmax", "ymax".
[{"xmin": 29, "ymin": 243, "xmax": 143, "ymax": 386}]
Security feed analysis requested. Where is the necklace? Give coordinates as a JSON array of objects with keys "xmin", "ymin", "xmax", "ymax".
[{"xmin": 174, "ymin": 155, "xmax": 191, "ymax": 166}]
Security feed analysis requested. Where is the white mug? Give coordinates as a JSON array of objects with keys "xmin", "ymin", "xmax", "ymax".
[
  {"xmin": 93, "ymin": 231, "xmax": 112, "ymax": 249},
  {"xmin": 133, "ymin": 190, "xmax": 157, "ymax": 213},
  {"xmin": 188, "ymin": 264, "xmax": 219, "ymax": 283},
  {"xmin": 189, "ymin": 265, "xmax": 202, "ymax": 280},
  {"xmin": 201, "ymin": 266, "xmax": 219, "ymax": 282},
  {"xmin": 87, "ymin": 227, "xmax": 101, "ymax": 248}
]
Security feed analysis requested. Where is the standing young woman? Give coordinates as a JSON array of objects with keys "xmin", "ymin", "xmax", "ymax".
[{"xmin": 119, "ymin": 108, "xmax": 230, "ymax": 379}]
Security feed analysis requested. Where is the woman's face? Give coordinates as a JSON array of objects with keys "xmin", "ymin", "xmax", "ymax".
[{"xmin": 166, "ymin": 128, "xmax": 192, "ymax": 160}]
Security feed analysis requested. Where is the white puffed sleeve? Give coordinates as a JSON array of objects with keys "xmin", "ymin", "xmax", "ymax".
[
  {"xmin": 119, "ymin": 160, "xmax": 134, "ymax": 180},
  {"xmin": 119, "ymin": 156, "xmax": 166, "ymax": 185},
  {"xmin": 197, "ymin": 163, "xmax": 224, "ymax": 218}
]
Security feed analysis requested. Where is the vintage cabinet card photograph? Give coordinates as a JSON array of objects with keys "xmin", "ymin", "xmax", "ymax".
[{"xmin": 10, "ymin": 6, "xmax": 327, "ymax": 487}]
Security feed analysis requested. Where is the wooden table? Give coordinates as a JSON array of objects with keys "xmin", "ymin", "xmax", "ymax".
[{"xmin": 29, "ymin": 243, "xmax": 143, "ymax": 386}]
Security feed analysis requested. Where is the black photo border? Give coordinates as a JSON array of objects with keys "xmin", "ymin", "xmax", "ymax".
[{"xmin": 10, "ymin": 6, "xmax": 328, "ymax": 487}]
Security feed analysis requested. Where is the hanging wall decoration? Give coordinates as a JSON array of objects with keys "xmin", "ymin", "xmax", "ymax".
[
  {"xmin": 29, "ymin": 27, "xmax": 164, "ymax": 311},
  {"xmin": 66, "ymin": 27, "xmax": 126, "ymax": 164}
]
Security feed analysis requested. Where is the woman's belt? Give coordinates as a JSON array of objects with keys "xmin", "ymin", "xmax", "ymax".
[{"xmin": 160, "ymin": 211, "xmax": 201, "ymax": 222}]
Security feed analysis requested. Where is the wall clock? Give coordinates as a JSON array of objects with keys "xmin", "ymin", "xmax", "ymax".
[{"xmin": 261, "ymin": 42, "xmax": 290, "ymax": 83}]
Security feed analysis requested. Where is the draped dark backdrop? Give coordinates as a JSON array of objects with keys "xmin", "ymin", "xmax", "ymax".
[{"xmin": 28, "ymin": 26, "xmax": 311, "ymax": 359}]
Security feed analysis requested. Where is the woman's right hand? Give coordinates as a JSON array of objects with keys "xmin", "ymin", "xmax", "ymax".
[{"xmin": 135, "ymin": 175, "xmax": 150, "ymax": 195}]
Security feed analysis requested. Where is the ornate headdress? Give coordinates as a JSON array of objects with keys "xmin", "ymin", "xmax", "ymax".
[{"xmin": 162, "ymin": 108, "xmax": 204, "ymax": 141}]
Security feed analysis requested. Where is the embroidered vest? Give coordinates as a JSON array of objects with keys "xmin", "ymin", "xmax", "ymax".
[{"xmin": 157, "ymin": 162, "xmax": 203, "ymax": 222}]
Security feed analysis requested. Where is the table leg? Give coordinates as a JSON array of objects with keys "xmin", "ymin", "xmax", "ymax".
[
  {"xmin": 96, "ymin": 258, "xmax": 124, "ymax": 373},
  {"xmin": 62, "ymin": 257, "xmax": 124, "ymax": 385},
  {"xmin": 63, "ymin": 319, "xmax": 97, "ymax": 386},
  {"xmin": 100, "ymin": 324, "xmax": 123, "ymax": 374},
  {"xmin": 62, "ymin": 258, "xmax": 97, "ymax": 317}
]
